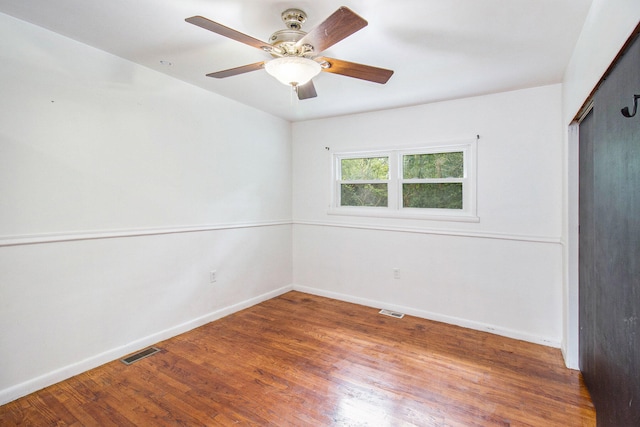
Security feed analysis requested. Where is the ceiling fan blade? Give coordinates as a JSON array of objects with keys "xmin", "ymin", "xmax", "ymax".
[
  {"xmin": 296, "ymin": 81, "xmax": 317, "ymax": 100},
  {"xmin": 206, "ymin": 62, "xmax": 265, "ymax": 78},
  {"xmin": 317, "ymin": 57, "xmax": 394, "ymax": 84},
  {"xmin": 295, "ymin": 7, "xmax": 367, "ymax": 53},
  {"xmin": 186, "ymin": 16, "xmax": 272, "ymax": 52}
]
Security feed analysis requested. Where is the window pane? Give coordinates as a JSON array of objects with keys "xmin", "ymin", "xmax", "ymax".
[
  {"xmin": 403, "ymin": 183, "xmax": 463, "ymax": 209},
  {"xmin": 403, "ymin": 152, "xmax": 463, "ymax": 179},
  {"xmin": 341, "ymin": 157, "xmax": 389, "ymax": 180},
  {"xmin": 341, "ymin": 184, "xmax": 388, "ymax": 207}
]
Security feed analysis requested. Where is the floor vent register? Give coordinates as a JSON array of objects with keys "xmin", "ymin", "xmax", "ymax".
[
  {"xmin": 121, "ymin": 347, "xmax": 161, "ymax": 365},
  {"xmin": 379, "ymin": 309, "xmax": 405, "ymax": 319}
]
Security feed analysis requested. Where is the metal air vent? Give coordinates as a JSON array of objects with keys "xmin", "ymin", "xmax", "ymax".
[
  {"xmin": 121, "ymin": 347, "xmax": 161, "ymax": 365},
  {"xmin": 379, "ymin": 309, "xmax": 405, "ymax": 319}
]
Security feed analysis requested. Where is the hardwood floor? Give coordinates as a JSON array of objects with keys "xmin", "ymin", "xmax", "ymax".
[{"xmin": 1, "ymin": 291, "xmax": 595, "ymax": 426}]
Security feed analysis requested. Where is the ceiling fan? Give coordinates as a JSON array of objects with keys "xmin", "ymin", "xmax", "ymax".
[{"xmin": 185, "ymin": 6, "xmax": 394, "ymax": 100}]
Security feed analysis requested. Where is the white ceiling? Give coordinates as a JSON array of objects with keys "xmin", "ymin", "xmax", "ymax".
[{"xmin": 0, "ymin": 0, "xmax": 593, "ymax": 122}]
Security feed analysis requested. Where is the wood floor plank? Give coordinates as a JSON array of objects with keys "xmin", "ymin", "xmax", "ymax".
[{"xmin": 0, "ymin": 291, "xmax": 595, "ymax": 426}]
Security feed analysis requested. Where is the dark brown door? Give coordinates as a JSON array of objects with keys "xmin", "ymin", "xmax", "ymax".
[{"xmin": 579, "ymin": 31, "xmax": 640, "ymax": 426}]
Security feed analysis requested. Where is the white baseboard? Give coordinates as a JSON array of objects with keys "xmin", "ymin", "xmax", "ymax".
[
  {"xmin": 561, "ymin": 343, "xmax": 580, "ymax": 370},
  {"xmin": 0, "ymin": 285, "xmax": 293, "ymax": 405},
  {"xmin": 292, "ymin": 284, "xmax": 560, "ymax": 349}
]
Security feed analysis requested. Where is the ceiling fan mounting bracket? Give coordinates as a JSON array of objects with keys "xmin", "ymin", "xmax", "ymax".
[{"xmin": 281, "ymin": 9, "xmax": 307, "ymax": 30}]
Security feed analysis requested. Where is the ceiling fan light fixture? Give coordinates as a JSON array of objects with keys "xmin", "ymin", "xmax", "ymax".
[{"xmin": 265, "ymin": 57, "xmax": 321, "ymax": 87}]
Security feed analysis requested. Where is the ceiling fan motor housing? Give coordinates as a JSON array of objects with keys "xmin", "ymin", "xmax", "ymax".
[
  {"xmin": 269, "ymin": 29, "xmax": 307, "ymax": 56},
  {"xmin": 269, "ymin": 9, "xmax": 313, "ymax": 57}
]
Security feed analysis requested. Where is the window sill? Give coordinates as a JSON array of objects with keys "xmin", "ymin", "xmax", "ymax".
[{"xmin": 327, "ymin": 208, "xmax": 480, "ymax": 223}]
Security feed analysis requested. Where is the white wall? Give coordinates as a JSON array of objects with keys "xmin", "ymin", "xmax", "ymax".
[
  {"xmin": 561, "ymin": 0, "xmax": 640, "ymax": 368},
  {"xmin": 292, "ymin": 85, "xmax": 564, "ymax": 346},
  {"xmin": 5, "ymin": 0, "xmax": 635, "ymax": 403},
  {"xmin": 0, "ymin": 13, "xmax": 293, "ymax": 404}
]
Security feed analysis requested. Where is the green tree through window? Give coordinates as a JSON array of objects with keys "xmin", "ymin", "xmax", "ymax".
[
  {"xmin": 403, "ymin": 152, "xmax": 463, "ymax": 179},
  {"xmin": 341, "ymin": 157, "xmax": 389, "ymax": 180}
]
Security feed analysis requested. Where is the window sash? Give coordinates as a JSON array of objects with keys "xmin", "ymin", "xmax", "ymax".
[
  {"xmin": 402, "ymin": 151, "xmax": 464, "ymax": 179},
  {"xmin": 401, "ymin": 182, "xmax": 464, "ymax": 209},
  {"xmin": 397, "ymin": 146, "xmax": 470, "ymax": 213},
  {"xmin": 336, "ymin": 153, "xmax": 391, "ymax": 208},
  {"xmin": 340, "ymin": 183, "xmax": 389, "ymax": 207}
]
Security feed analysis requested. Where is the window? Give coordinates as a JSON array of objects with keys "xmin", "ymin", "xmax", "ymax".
[
  {"xmin": 331, "ymin": 139, "xmax": 477, "ymax": 221},
  {"xmin": 340, "ymin": 156, "xmax": 389, "ymax": 207}
]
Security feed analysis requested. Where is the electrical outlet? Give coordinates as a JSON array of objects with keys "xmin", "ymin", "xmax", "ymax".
[
  {"xmin": 210, "ymin": 270, "xmax": 217, "ymax": 283},
  {"xmin": 393, "ymin": 268, "xmax": 401, "ymax": 279}
]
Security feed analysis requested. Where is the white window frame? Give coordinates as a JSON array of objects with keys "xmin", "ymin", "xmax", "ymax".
[
  {"xmin": 329, "ymin": 139, "xmax": 478, "ymax": 222},
  {"xmin": 333, "ymin": 151, "xmax": 392, "ymax": 210}
]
